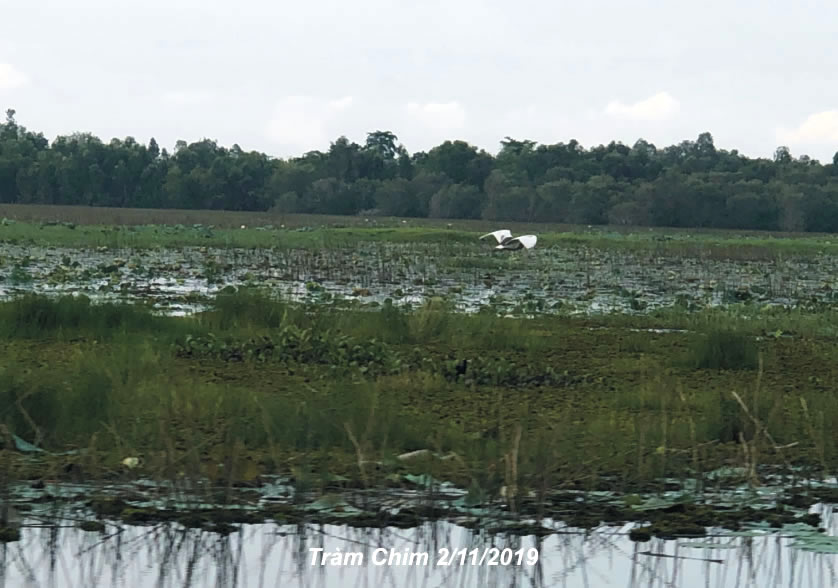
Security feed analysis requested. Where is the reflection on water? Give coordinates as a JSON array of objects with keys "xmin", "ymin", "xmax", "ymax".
[{"xmin": 2, "ymin": 512, "xmax": 837, "ymax": 588}]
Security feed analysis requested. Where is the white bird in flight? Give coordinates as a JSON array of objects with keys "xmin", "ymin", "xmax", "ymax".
[{"xmin": 479, "ymin": 229, "xmax": 538, "ymax": 251}]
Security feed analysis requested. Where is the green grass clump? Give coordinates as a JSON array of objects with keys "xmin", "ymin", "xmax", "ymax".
[
  {"xmin": 199, "ymin": 287, "xmax": 296, "ymax": 331},
  {"xmin": 0, "ymin": 342, "xmax": 165, "ymax": 447},
  {"xmin": 689, "ymin": 327, "xmax": 760, "ymax": 370},
  {"xmin": 0, "ymin": 294, "xmax": 192, "ymax": 341}
]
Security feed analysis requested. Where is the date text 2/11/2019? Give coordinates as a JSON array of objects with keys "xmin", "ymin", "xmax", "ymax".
[{"xmin": 309, "ymin": 547, "xmax": 540, "ymax": 567}]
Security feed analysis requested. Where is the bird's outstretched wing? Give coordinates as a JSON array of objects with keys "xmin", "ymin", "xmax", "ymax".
[
  {"xmin": 480, "ymin": 229, "xmax": 512, "ymax": 244},
  {"xmin": 516, "ymin": 235, "xmax": 537, "ymax": 249},
  {"xmin": 500, "ymin": 235, "xmax": 537, "ymax": 250}
]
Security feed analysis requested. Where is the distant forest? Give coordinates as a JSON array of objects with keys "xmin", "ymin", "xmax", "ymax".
[{"xmin": 2, "ymin": 108, "xmax": 838, "ymax": 232}]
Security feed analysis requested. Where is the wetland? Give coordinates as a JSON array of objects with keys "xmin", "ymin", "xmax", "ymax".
[{"xmin": 3, "ymin": 209, "xmax": 838, "ymax": 585}]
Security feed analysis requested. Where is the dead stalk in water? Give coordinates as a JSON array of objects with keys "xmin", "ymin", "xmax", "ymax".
[
  {"xmin": 730, "ymin": 354, "xmax": 797, "ymax": 485},
  {"xmin": 15, "ymin": 390, "xmax": 43, "ymax": 449},
  {"xmin": 344, "ymin": 423, "xmax": 369, "ymax": 489}
]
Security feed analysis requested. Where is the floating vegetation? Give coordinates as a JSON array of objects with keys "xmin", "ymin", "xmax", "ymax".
[
  {"xmin": 0, "ymin": 467, "xmax": 832, "ymax": 538},
  {"xmin": 2, "ymin": 227, "xmax": 838, "ymax": 317}
]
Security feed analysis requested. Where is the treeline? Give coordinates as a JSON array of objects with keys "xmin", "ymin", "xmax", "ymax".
[{"xmin": 2, "ymin": 108, "xmax": 838, "ymax": 232}]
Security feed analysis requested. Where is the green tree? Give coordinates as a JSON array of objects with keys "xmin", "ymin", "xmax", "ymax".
[
  {"xmin": 3, "ymin": 108, "xmax": 838, "ymax": 233},
  {"xmin": 374, "ymin": 178, "xmax": 418, "ymax": 217},
  {"xmin": 429, "ymin": 183, "xmax": 483, "ymax": 219},
  {"xmin": 419, "ymin": 140, "xmax": 492, "ymax": 187},
  {"xmin": 774, "ymin": 146, "xmax": 792, "ymax": 164},
  {"xmin": 365, "ymin": 130, "xmax": 399, "ymax": 160}
]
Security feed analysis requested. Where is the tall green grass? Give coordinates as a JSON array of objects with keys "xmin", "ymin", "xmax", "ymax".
[
  {"xmin": 0, "ymin": 294, "xmax": 194, "ymax": 341},
  {"xmin": 0, "ymin": 291, "xmax": 836, "ymax": 496},
  {"xmin": 688, "ymin": 327, "xmax": 760, "ymax": 370},
  {"xmin": 194, "ymin": 288, "xmax": 554, "ymax": 351}
]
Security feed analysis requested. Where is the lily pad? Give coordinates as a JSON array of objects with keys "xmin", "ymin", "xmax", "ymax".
[{"xmin": 304, "ymin": 495, "xmax": 365, "ymax": 517}]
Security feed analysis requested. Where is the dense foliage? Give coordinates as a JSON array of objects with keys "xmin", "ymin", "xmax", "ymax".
[{"xmin": 3, "ymin": 109, "xmax": 838, "ymax": 231}]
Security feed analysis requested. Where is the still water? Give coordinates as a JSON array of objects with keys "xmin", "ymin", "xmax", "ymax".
[{"xmin": 3, "ymin": 515, "xmax": 837, "ymax": 588}]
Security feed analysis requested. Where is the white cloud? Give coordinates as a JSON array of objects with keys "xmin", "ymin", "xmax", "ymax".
[
  {"xmin": 328, "ymin": 96, "xmax": 353, "ymax": 111},
  {"xmin": 604, "ymin": 91, "xmax": 680, "ymax": 122},
  {"xmin": 266, "ymin": 95, "xmax": 355, "ymax": 152},
  {"xmin": 405, "ymin": 101, "xmax": 466, "ymax": 131},
  {"xmin": 0, "ymin": 63, "xmax": 29, "ymax": 90},
  {"xmin": 161, "ymin": 90, "xmax": 213, "ymax": 106},
  {"xmin": 776, "ymin": 110, "xmax": 838, "ymax": 144}
]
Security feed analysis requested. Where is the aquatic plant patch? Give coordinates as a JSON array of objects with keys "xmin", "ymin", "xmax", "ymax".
[{"xmin": 5, "ymin": 227, "xmax": 838, "ymax": 317}]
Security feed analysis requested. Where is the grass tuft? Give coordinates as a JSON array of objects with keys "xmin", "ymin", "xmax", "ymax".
[{"xmin": 688, "ymin": 327, "xmax": 760, "ymax": 370}]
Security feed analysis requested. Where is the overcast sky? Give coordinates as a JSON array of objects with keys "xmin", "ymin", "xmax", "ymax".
[{"xmin": 1, "ymin": 0, "xmax": 837, "ymax": 162}]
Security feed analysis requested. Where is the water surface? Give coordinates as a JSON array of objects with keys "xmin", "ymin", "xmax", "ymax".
[
  {"xmin": 2, "ymin": 242, "xmax": 835, "ymax": 316},
  {"xmin": 4, "ymin": 512, "xmax": 838, "ymax": 588}
]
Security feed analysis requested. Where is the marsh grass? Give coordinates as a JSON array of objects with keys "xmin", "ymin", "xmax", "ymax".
[
  {"xmin": 5, "ymin": 207, "xmax": 838, "ymax": 258},
  {"xmin": 0, "ymin": 342, "xmax": 167, "ymax": 448},
  {"xmin": 201, "ymin": 289, "xmax": 553, "ymax": 353},
  {"xmin": 688, "ymin": 327, "xmax": 760, "ymax": 370},
  {"xmin": 0, "ymin": 291, "xmax": 837, "ymax": 503},
  {"xmin": 0, "ymin": 293, "xmax": 193, "ymax": 341},
  {"xmin": 200, "ymin": 287, "xmax": 297, "ymax": 331}
]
